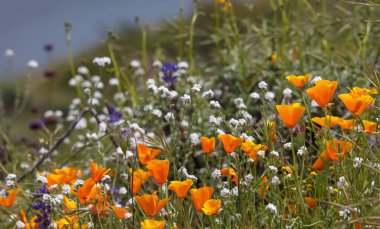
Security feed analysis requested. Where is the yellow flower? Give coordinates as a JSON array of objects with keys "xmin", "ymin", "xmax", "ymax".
[
  {"xmin": 276, "ymin": 103, "xmax": 305, "ymax": 128},
  {"xmin": 286, "ymin": 74, "xmax": 311, "ymax": 89},
  {"xmin": 362, "ymin": 120, "xmax": 378, "ymax": 133},
  {"xmin": 202, "ymin": 199, "xmax": 222, "ymax": 215}
]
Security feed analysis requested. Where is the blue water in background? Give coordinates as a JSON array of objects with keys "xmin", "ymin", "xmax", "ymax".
[{"xmin": 0, "ymin": 0, "xmax": 192, "ymax": 77}]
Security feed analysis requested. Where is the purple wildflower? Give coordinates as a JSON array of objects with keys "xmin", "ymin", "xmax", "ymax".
[
  {"xmin": 106, "ymin": 105, "xmax": 123, "ymax": 123},
  {"xmin": 161, "ymin": 63, "xmax": 178, "ymax": 84}
]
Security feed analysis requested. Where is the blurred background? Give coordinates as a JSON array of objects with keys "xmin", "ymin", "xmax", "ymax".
[{"xmin": 0, "ymin": 0, "xmax": 193, "ymax": 76}]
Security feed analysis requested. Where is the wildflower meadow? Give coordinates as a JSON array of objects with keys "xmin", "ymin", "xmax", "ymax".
[{"xmin": 1, "ymin": 0, "xmax": 380, "ymax": 228}]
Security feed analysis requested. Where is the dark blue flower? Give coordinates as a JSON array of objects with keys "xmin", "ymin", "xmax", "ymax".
[
  {"xmin": 29, "ymin": 118, "xmax": 46, "ymax": 130},
  {"xmin": 370, "ymin": 135, "xmax": 380, "ymax": 150},
  {"xmin": 106, "ymin": 104, "xmax": 123, "ymax": 123},
  {"xmin": 161, "ymin": 63, "xmax": 178, "ymax": 84}
]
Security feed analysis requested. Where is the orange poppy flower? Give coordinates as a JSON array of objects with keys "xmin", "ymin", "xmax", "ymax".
[
  {"xmin": 55, "ymin": 215, "xmax": 86, "ymax": 229},
  {"xmin": 202, "ymin": 199, "xmax": 222, "ymax": 215},
  {"xmin": 91, "ymin": 162, "xmax": 111, "ymax": 183},
  {"xmin": 111, "ymin": 206, "xmax": 130, "ymax": 219},
  {"xmin": 311, "ymin": 115, "xmax": 340, "ymax": 128},
  {"xmin": 130, "ymin": 168, "xmax": 151, "ymax": 194},
  {"xmin": 337, "ymin": 119, "xmax": 355, "ymax": 130},
  {"xmin": 311, "ymin": 151, "xmax": 328, "ymax": 171},
  {"xmin": 305, "ymin": 197, "xmax": 318, "ymax": 208},
  {"xmin": 138, "ymin": 144, "xmax": 160, "ymax": 165},
  {"xmin": 363, "ymin": 120, "xmax": 378, "ymax": 133},
  {"xmin": 77, "ymin": 178, "xmax": 96, "ymax": 205},
  {"xmin": 349, "ymin": 87, "xmax": 377, "ymax": 96},
  {"xmin": 306, "ymin": 80, "xmax": 338, "ymax": 107},
  {"xmin": 168, "ymin": 179, "xmax": 193, "ymax": 199},
  {"xmin": 241, "ymin": 140, "xmax": 267, "ymax": 160},
  {"xmin": 141, "ymin": 219, "xmax": 166, "ymax": 229},
  {"xmin": 19, "ymin": 210, "xmax": 38, "ymax": 229},
  {"xmin": 135, "ymin": 193, "xmax": 170, "ymax": 217},
  {"xmin": 47, "ymin": 167, "xmax": 79, "ymax": 187},
  {"xmin": 286, "ymin": 74, "xmax": 311, "ymax": 89},
  {"xmin": 200, "ymin": 137, "xmax": 215, "ymax": 155},
  {"xmin": 190, "ymin": 186, "xmax": 214, "ymax": 212},
  {"xmin": 338, "ymin": 93, "xmax": 373, "ymax": 115},
  {"xmin": 146, "ymin": 160, "xmax": 169, "ymax": 185},
  {"xmin": 326, "ymin": 139, "xmax": 353, "ymax": 161},
  {"xmin": 258, "ymin": 176, "xmax": 269, "ymax": 197},
  {"xmin": 220, "ymin": 167, "xmax": 238, "ymax": 186},
  {"xmin": 0, "ymin": 189, "xmax": 18, "ymax": 207},
  {"xmin": 276, "ymin": 103, "xmax": 305, "ymax": 128},
  {"xmin": 218, "ymin": 134, "xmax": 243, "ymax": 154}
]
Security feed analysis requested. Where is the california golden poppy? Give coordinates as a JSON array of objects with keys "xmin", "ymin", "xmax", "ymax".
[
  {"xmin": 338, "ymin": 93, "xmax": 373, "ymax": 115},
  {"xmin": 326, "ymin": 139, "xmax": 353, "ymax": 161},
  {"xmin": 220, "ymin": 167, "xmax": 238, "ymax": 186},
  {"xmin": 0, "ymin": 190, "xmax": 18, "ymax": 207},
  {"xmin": 130, "ymin": 168, "xmax": 151, "ymax": 194},
  {"xmin": 241, "ymin": 140, "xmax": 267, "ymax": 160},
  {"xmin": 141, "ymin": 219, "xmax": 166, "ymax": 229},
  {"xmin": 135, "ymin": 193, "xmax": 170, "ymax": 217},
  {"xmin": 258, "ymin": 176, "xmax": 269, "ymax": 197},
  {"xmin": 111, "ymin": 206, "xmax": 130, "ymax": 219},
  {"xmin": 63, "ymin": 195, "xmax": 77, "ymax": 211},
  {"xmin": 305, "ymin": 197, "xmax": 318, "ymax": 208},
  {"xmin": 55, "ymin": 215, "xmax": 86, "ymax": 229},
  {"xmin": 168, "ymin": 179, "xmax": 193, "ymax": 199},
  {"xmin": 276, "ymin": 103, "xmax": 305, "ymax": 128},
  {"xmin": 306, "ymin": 80, "xmax": 338, "ymax": 107},
  {"xmin": 286, "ymin": 74, "xmax": 311, "ymax": 89},
  {"xmin": 218, "ymin": 134, "xmax": 243, "ymax": 154},
  {"xmin": 311, "ymin": 151, "xmax": 328, "ymax": 171},
  {"xmin": 362, "ymin": 120, "xmax": 378, "ymax": 134},
  {"xmin": 91, "ymin": 162, "xmax": 111, "ymax": 183},
  {"xmin": 19, "ymin": 210, "xmax": 38, "ymax": 229},
  {"xmin": 349, "ymin": 87, "xmax": 377, "ymax": 96},
  {"xmin": 200, "ymin": 136, "xmax": 215, "ymax": 155},
  {"xmin": 337, "ymin": 119, "xmax": 355, "ymax": 130},
  {"xmin": 190, "ymin": 186, "xmax": 214, "ymax": 212},
  {"xmin": 311, "ymin": 115, "xmax": 340, "ymax": 128},
  {"xmin": 202, "ymin": 199, "xmax": 221, "ymax": 215},
  {"xmin": 138, "ymin": 144, "xmax": 160, "ymax": 165},
  {"xmin": 77, "ymin": 178, "xmax": 96, "ymax": 205},
  {"xmin": 47, "ymin": 167, "xmax": 80, "ymax": 187},
  {"xmin": 146, "ymin": 160, "xmax": 169, "ymax": 185}
]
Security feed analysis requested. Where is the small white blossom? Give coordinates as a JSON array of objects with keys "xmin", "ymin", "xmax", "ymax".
[
  {"xmin": 311, "ymin": 76, "xmax": 322, "ymax": 84},
  {"xmin": 93, "ymin": 56, "xmax": 111, "ymax": 67},
  {"xmin": 257, "ymin": 150, "xmax": 265, "ymax": 158},
  {"xmin": 210, "ymin": 100, "xmax": 221, "ymax": 109},
  {"xmin": 265, "ymin": 91, "xmax": 275, "ymax": 101},
  {"xmin": 16, "ymin": 221, "xmax": 25, "ymax": 229},
  {"xmin": 190, "ymin": 133, "xmax": 201, "ymax": 145},
  {"xmin": 245, "ymin": 173, "xmax": 254, "ymax": 183},
  {"xmin": 77, "ymin": 66, "xmax": 89, "ymax": 75},
  {"xmin": 178, "ymin": 61, "xmax": 189, "ymax": 69},
  {"xmin": 211, "ymin": 169, "xmax": 221, "ymax": 179},
  {"xmin": 181, "ymin": 94, "xmax": 191, "ymax": 104},
  {"xmin": 258, "ymin": 81, "xmax": 268, "ymax": 89},
  {"xmin": 119, "ymin": 187, "xmax": 128, "ymax": 195},
  {"xmin": 191, "ymin": 84, "xmax": 202, "ymax": 92},
  {"xmin": 164, "ymin": 112, "xmax": 174, "ymax": 122},
  {"xmin": 130, "ymin": 60, "xmax": 141, "ymax": 68},
  {"xmin": 180, "ymin": 120, "xmax": 189, "ymax": 128},
  {"xmin": 152, "ymin": 109, "xmax": 162, "ymax": 118},
  {"xmin": 202, "ymin": 89, "xmax": 214, "ymax": 99},
  {"xmin": 265, "ymin": 203, "xmax": 278, "ymax": 214},
  {"xmin": 271, "ymin": 176, "xmax": 281, "ymax": 186},
  {"xmin": 109, "ymin": 78, "xmax": 119, "ymax": 85},
  {"xmin": 169, "ymin": 91, "xmax": 178, "ymax": 99},
  {"xmin": 5, "ymin": 49, "xmax": 14, "ymax": 57},
  {"xmin": 249, "ymin": 92, "xmax": 260, "ymax": 100},
  {"xmin": 27, "ymin": 60, "xmax": 39, "ymax": 68},
  {"xmin": 62, "ymin": 184, "xmax": 71, "ymax": 194},
  {"xmin": 220, "ymin": 188, "xmax": 230, "ymax": 197},
  {"xmin": 270, "ymin": 150, "xmax": 279, "ymax": 157},
  {"xmin": 231, "ymin": 187, "xmax": 238, "ymax": 196},
  {"xmin": 268, "ymin": 166, "xmax": 278, "ymax": 174},
  {"xmin": 283, "ymin": 88, "xmax": 292, "ymax": 98},
  {"xmin": 6, "ymin": 174, "xmax": 16, "ymax": 180},
  {"xmin": 125, "ymin": 212, "xmax": 133, "ymax": 219},
  {"xmin": 297, "ymin": 146, "xmax": 307, "ymax": 156},
  {"xmin": 152, "ymin": 60, "xmax": 162, "ymax": 68},
  {"xmin": 36, "ymin": 175, "xmax": 48, "ymax": 184},
  {"xmin": 353, "ymin": 157, "xmax": 363, "ymax": 168},
  {"xmin": 337, "ymin": 176, "xmax": 349, "ymax": 190},
  {"xmin": 209, "ymin": 115, "xmax": 222, "ymax": 126},
  {"xmin": 284, "ymin": 142, "xmax": 292, "ymax": 150},
  {"xmin": 6, "ymin": 180, "xmax": 15, "ymax": 187},
  {"xmin": 339, "ymin": 209, "xmax": 351, "ymax": 220}
]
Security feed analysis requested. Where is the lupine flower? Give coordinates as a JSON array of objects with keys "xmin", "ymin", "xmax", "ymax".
[
  {"xmin": 135, "ymin": 193, "xmax": 170, "ymax": 217},
  {"xmin": 146, "ymin": 160, "xmax": 169, "ymax": 185},
  {"xmin": 306, "ymin": 80, "xmax": 338, "ymax": 107},
  {"xmin": 130, "ymin": 168, "xmax": 151, "ymax": 194},
  {"xmin": 362, "ymin": 120, "xmax": 378, "ymax": 134},
  {"xmin": 202, "ymin": 199, "xmax": 222, "ymax": 215},
  {"xmin": 218, "ymin": 134, "xmax": 243, "ymax": 154},
  {"xmin": 337, "ymin": 119, "xmax": 355, "ymax": 130},
  {"xmin": 338, "ymin": 93, "xmax": 373, "ymax": 115},
  {"xmin": 91, "ymin": 162, "xmax": 111, "ymax": 183},
  {"xmin": 276, "ymin": 103, "xmax": 305, "ymax": 128},
  {"xmin": 106, "ymin": 105, "xmax": 123, "ymax": 123},
  {"xmin": 168, "ymin": 179, "xmax": 193, "ymax": 198},
  {"xmin": 190, "ymin": 186, "xmax": 214, "ymax": 211},
  {"xmin": 141, "ymin": 219, "xmax": 166, "ymax": 229},
  {"xmin": 161, "ymin": 63, "xmax": 178, "ymax": 84},
  {"xmin": 0, "ymin": 190, "xmax": 19, "ymax": 207},
  {"xmin": 111, "ymin": 206, "xmax": 130, "ymax": 219},
  {"xmin": 286, "ymin": 74, "xmax": 311, "ymax": 89},
  {"xmin": 241, "ymin": 140, "xmax": 267, "ymax": 160},
  {"xmin": 311, "ymin": 115, "xmax": 340, "ymax": 128},
  {"xmin": 137, "ymin": 144, "xmax": 160, "ymax": 165},
  {"xmin": 220, "ymin": 167, "xmax": 238, "ymax": 186},
  {"xmin": 200, "ymin": 136, "xmax": 215, "ymax": 155},
  {"xmin": 305, "ymin": 197, "xmax": 318, "ymax": 208}
]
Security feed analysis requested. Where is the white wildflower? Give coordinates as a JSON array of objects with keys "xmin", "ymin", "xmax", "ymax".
[
  {"xmin": 284, "ymin": 142, "xmax": 292, "ymax": 150},
  {"xmin": 271, "ymin": 176, "xmax": 281, "ymax": 186},
  {"xmin": 268, "ymin": 166, "xmax": 278, "ymax": 174},
  {"xmin": 27, "ymin": 60, "xmax": 39, "ymax": 68},
  {"xmin": 245, "ymin": 173, "xmax": 254, "ymax": 183},
  {"xmin": 202, "ymin": 89, "xmax": 214, "ymax": 99},
  {"xmin": 270, "ymin": 150, "xmax": 279, "ymax": 157},
  {"xmin": 5, "ymin": 49, "xmax": 14, "ymax": 57},
  {"xmin": 130, "ymin": 60, "xmax": 141, "ymax": 68},
  {"xmin": 152, "ymin": 60, "xmax": 162, "ymax": 68},
  {"xmin": 353, "ymin": 157, "xmax": 363, "ymax": 168},
  {"xmin": 36, "ymin": 175, "xmax": 48, "ymax": 184},
  {"xmin": 311, "ymin": 76, "xmax": 322, "ymax": 84},
  {"xmin": 257, "ymin": 150, "xmax": 265, "ymax": 158},
  {"xmin": 191, "ymin": 84, "xmax": 202, "ymax": 92},
  {"xmin": 93, "ymin": 57, "xmax": 111, "ymax": 67},
  {"xmin": 181, "ymin": 94, "xmax": 191, "ymax": 104},
  {"xmin": 265, "ymin": 203, "xmax": 278, "ymax": 214},
  {"xmin": 220, "ymin": 188, "xmax": 230, "ymax": 197},
  {"xmin": 178, "ymin": 61, "xmax": 189, "ymax": 69},
  {"xmin": 16, "ymin": 221, "xmax": 25, "ymax": 229},
  {"xmin": 210, "ymin": 100, "xmax": 221, "ymax": 109},
  {"xmin": 249, "ymin": 92, "xmax": 260, "ymax": 100},
  {"xmin": 152, "ymin": 109, "xmax": 162, "ymax": 118},
  {"xmin": 77, "ymin": 66, "xmax": 89, "ymax": 75},
  {"xmin": 62, "ymin": 184, "xmax": 71, "ymax": 194},
  {"xmin": 6, "ymin": 174, "xmax": 16, "ymax": 180},
  {"xmin": 258, "ymin": 81, "xmax": 268, "ymax": 89},
  {"xmin": 265, "ymin": 91, "xmax": 275, "ymax": 101},
  {"xmin": 211, "ymin": 169, "xmax": 221, "ymax": 179},
  {"xmin": 283, "ymin": 88, "xmax": 292, "ymax": 98},
  {"xmin": 297, "ymin": 146, "xmax": 307, "ymax": 156},
  {"xmin": 164, "ymin": 112, "xmax": 174, "ymax": 122},
  {"xmin": 190, "ymin": 133, "xmax": 201, "ymax": 145},
  {"xmin": 109, "ymin": 78, "xmax": 119, "ymax": 85}
]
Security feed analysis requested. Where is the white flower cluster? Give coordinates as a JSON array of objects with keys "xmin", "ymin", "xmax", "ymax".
[
  {"xmin": 93, "ymin": 56, "xmax": 111, "ymax": 67},
  {"xmin": 5, "ymin": 173, "xmax": 17, "ymax": 187},
  {"xmin": 297, "ymin": 146, "xmax": 307, "ymax": 156},
  {"xmin": 353, "ymin": 157, "xmax": 363, "ymax": 168},
  {"xmin": 265, "ymin": 203, "xmax": 278, "ymax": 214}
]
